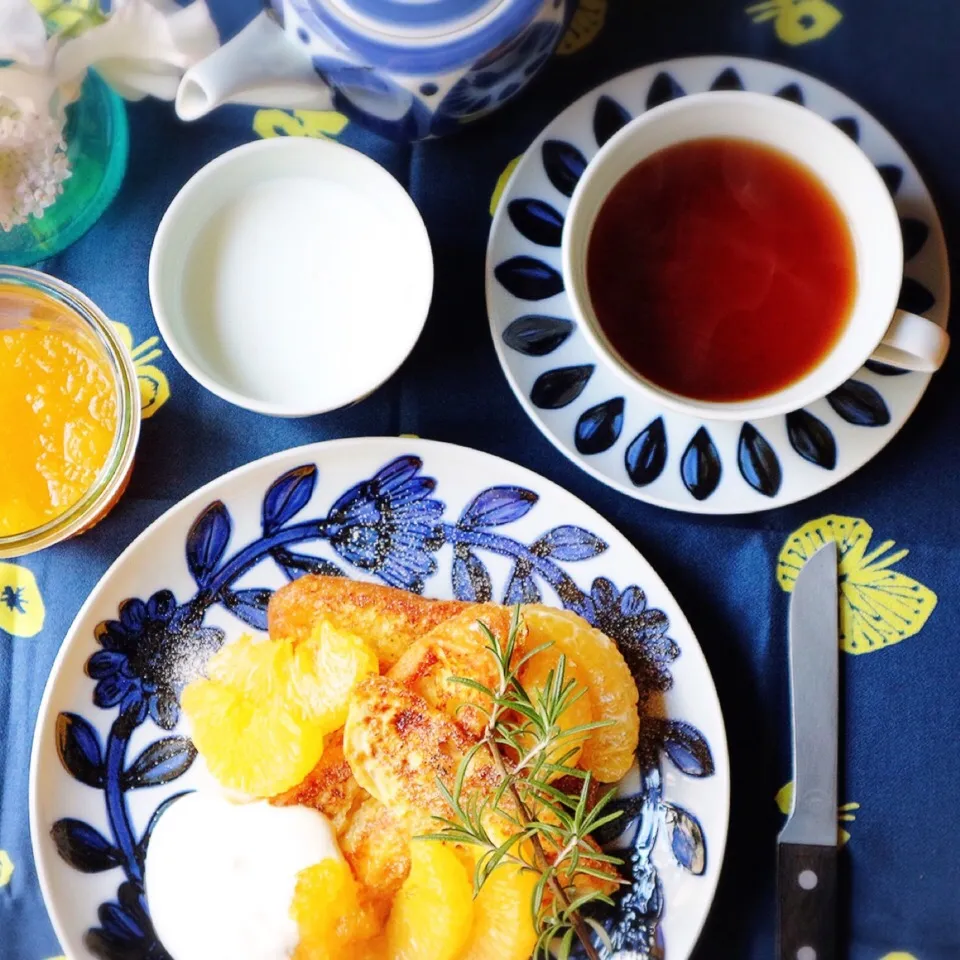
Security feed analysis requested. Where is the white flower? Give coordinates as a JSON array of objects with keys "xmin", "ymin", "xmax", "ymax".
[
  {"xmin": 0, "ymin": 0, "xmax": 49, "ymax": 68},
  {"xmin": 52, "ymin": 0, "xmax": 220, "ymax": 102},
  {"xmin": 0, "ymin": 0, "xmax": 218, "ymax": 230},
  {"xmin": 0, "ymin": 0, "xmax": 219, "ymax": 103}
]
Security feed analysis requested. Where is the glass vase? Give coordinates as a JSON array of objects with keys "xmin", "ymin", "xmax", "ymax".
[{"xmin": 0, "ymin": 68, "xmax": 129, "ymax": 266}]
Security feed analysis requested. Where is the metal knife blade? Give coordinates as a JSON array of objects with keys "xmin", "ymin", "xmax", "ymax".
[
  {"xmin": 780, "ymin": 539, "xmax": 839, "ymax": 847},
  {"xmin": 777, "ymin": 539, "xmax": 839, "ymax": 960}
]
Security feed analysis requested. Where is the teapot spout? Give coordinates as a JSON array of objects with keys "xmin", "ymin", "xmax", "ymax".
[{"xmin": 176, "ymin": 11, "xmax": 333, "ymax": 121}]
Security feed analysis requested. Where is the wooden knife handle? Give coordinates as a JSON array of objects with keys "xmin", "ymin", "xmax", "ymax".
[{"xmin": 777, "ymin": 843, "xmax": 837, "ymax": 960}]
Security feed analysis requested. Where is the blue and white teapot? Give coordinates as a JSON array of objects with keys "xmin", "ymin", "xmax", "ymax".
[{"xmin": 176, "ymin": 0, "xmax": 569, "ymax": 140}]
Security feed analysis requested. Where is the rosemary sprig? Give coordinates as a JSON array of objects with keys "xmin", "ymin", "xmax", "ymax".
[{"xmin": 419, "ymin": 605, "xmax": 625, "ymax": 960}]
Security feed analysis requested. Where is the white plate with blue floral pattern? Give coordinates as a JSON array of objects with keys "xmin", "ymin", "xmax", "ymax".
[
  {"xmin": 30, "ymin": 438, "xmax": 728, "ymax": 960},
  {"xmin": 487, "ymin": 56, "xmax": 950, "ymax": 513}
]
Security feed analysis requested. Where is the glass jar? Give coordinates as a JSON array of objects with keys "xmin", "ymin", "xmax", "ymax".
[{"xmin": 0, "ymin": 267, "xmax": 139, "ymax": 558}]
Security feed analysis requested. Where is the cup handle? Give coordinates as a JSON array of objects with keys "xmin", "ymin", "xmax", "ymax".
[{"xmin": 870, "ymin": 309, "xmax": 950, "ymax": 372}]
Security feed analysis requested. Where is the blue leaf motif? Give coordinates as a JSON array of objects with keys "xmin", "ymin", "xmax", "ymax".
[
  {"xmin": 680, "ymin": 427, "xmax": 722, "ymax": 501},
  {"xmin": 502, "ymin": 315, "xmax": 573, "ymax": 356},
  {"xmin": 624, "ymin": 417, "xmax": 667, "ymax": 487},
  {"xmin": 451, "ymin": 552, "xmax": 493, "ymax": 602},
  {"xmin": 651, "ymin": 718, "xmax": 715, "ymax": 777},
  {"xmin": 494, "ymin": 256, "xmax": 564, "ymax": 300},
  {"xmin": 541, "ymin": 139, "xmax": 587, "ymax": 197},
  {"xmin": 504, "ymin": 568, "xmax": 541, "ymax": 604},
  {"xmin": 864, "ymin": 360, "xmax": 908, "ymax": 377},
  {"xmin": 901, "ymin": 218, "xmax": 929, "ymax": 261},
  {"xmin": 507, "ymin": 199, "xmax": 564, "ymax": 247},
  {"xmin": 898, "ymin": 276, "xmax": 936, "ymax": 315},
  {"xmin": 272, "ymin": 549, "xmax": 343, "ymax": 581},
  {"xmin": 647, "ymin": 71, "xmax": 685, "ymax": 109},
  {"xmin": 662, "ymin": 802, "xmax": 706, "ymax": 875},
  {"xmin": 833, "ymin": 116, "xmax": 859, "ymax": 142},
  {"xmin": 710, "ymin": 67, "xmax": 743, "ymax": 90},
  {"xmin": 738, "ymin": 423, "xmax": 782, "ymax": 497},
  {"xmin": 459, "ymin": 486, "xmax": 537, "ymax": 529},
  {"xmin": 827, "ymin": 380, "xmax": 891, "ymax": 426},
  {"xmin": 102, "ymin": 900, "xmax": 141, "ymax": 937},
  {"xmin": 575, "ymin": 397, "xmax": 624, "ymax": 455},
  {"xmin": 122, "ymin": 737, "xmax": 197, "ymax": 790},
  {"xmin": 89, "ymin": 895, "xmax": 146, "ymax": 949},
  {"xmin": 786, "ymin": 410, "xmax": 837, "ymax": 469},
  {"xmin": 877, "ymin": 164, "xmax": 903, "ymax": 197},
  {"xmin": 530, "ymin": 365, "xmax": 593, "ymax": 409},
  {"xmin": 591, "ymin": 792, "xmax": 646, "ymax": 847},
  {"xmin": 186, "ymin": 501, "xmax": 231, "ymax": 587},
  {"xmin": 775, "ymin": 82, "xmax": 804, "ymax": 104},
  {"xmin": 222, "ymin": 588, "xmax": 272, "ymax": 630},
  {"xmin": 531, "ymin": 525, "xmax": 607, "ymax": 561},
  {"xmin": 262, "ymin": 464, "xmax": 317, "ymax": 534},
  {"xmin": 593, "ymin": 95, "xmax": 631, "ymax": 147},
  {"xmin": 56, "ymin": 712, "xmax": 104, "ymax": 789},
  {"xmin": 51, "ymin": 819, "xmax": 120, "ymax": 873}
]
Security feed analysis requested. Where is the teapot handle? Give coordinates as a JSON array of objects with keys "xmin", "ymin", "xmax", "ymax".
[{"xmin": 176, "ymin": 11, "xmax": 334, "ymax": 121}]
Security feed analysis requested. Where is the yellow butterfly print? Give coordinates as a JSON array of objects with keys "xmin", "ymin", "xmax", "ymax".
[
  {"xmin": 776, "ymin": 781, "xmax": 859, "ymax": 845},
  {"xmin": 0, "ymin": 849, "xmax": 12, "ymax": 887},
  {"xmin": 253, "ymin": 109, "xmax": 349, "ymax": 141},
  {"xmin": 490, "ymin": 155, "xmax": 522, "ymax": 216},
  {"xmin": 558, "ymin": 0, "xmax": 607, "ymax": 55},
  {"xmin": 111, "ymin": 322, "xmax": 170, "ymax": 419},
  {"xmin": 880, "ymin": 954, "xmax": 918, "ymax": 960},
  {"xmin": 746, "ymin": 0, "xmax": 843, "ymax": 46},
  {"xmin": 0, "ymin": 563, "xmax": 45, "ymax": 638},
  {"xmin": 777, "ymin": 516, "xmax": 937, "ymax": 655}
]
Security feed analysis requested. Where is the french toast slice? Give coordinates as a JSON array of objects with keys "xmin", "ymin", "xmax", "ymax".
[{"xmin": 268, "ymin": 575, "xmax": 468, "ymax": 669}]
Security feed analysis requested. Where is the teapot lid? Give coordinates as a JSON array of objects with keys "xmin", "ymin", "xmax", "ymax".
[
  {"xmin": 332, "ymin": 0, "xmax": 508, "ymax": 35},
  {"xmin": 280, "ymin": 0, "xmax": 544, "ymax": 62}
]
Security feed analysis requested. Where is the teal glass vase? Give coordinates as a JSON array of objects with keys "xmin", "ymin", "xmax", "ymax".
[{"xmin": 0, "ymin": 69, "xmax": 129, "ymax": 266}]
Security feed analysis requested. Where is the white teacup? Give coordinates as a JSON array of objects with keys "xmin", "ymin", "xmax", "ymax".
[{"xmin": 561, "ymin": 90, "xmax": 950, "ymax": 421}]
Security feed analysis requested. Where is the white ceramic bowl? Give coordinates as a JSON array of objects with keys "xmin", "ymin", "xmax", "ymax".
[{"xmin": 149, "ymin": 138, "xmax": 433, "ymax": 417}]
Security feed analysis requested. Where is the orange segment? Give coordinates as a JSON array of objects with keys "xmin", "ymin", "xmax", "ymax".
[
  {"xmin": 291, "ymin": 858, "xmax": 382, "ymax": 960},
  {"xmin": 517, "ymin": 647, "xmax": 594, "ymax": 773},
  {"xmin": 205, "ymin": 628, "xmax": 288, "ymax": 690},
  {"xmin": 182, "ymin": 635, "xmax": 326, "ymax": 797},
  {"xmin": 292, "ymin": 621, "xmax": 379, "ymax": 731},
  {"xmin": 522, "ymin": 606, "xmax": 639, "ymax": 782},
  {"xmin": 384, "ymin": 841, "xmax": 473, "ymax": 960},
  {"xmin": 459, "ymin": 858, "xmax": 538, "ymax": 960},
  {"xmin": 181, "ymin": 624, "xmax": 378, "ymax": 798}
]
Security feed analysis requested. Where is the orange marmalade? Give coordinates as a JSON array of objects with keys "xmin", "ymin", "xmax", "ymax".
[{"xmin": 0, "ymin": 283, "xmax": 119, "ymax": 537}]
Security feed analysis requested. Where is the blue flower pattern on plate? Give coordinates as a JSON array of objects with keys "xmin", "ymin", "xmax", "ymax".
[
  {"xmin": 88, "ymin": 592, "xmax": 224, "ymax": 730},
  {"xmin": 52, "ymin": 455, "xmax": 714, "ymax": 960},
  {"xmin": 491, "ymin": 60, "xmax": 946, "ymax": 508}
]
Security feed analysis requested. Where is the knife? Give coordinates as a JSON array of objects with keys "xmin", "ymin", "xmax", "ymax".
[{"xmin": 778, "ymin": 539, "xmax": 839, "ymax": 960}]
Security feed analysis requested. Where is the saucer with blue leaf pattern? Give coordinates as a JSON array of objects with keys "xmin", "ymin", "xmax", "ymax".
[{"xmin": 486, "ymin": 56, "xmax": 950, "ymax": 514}]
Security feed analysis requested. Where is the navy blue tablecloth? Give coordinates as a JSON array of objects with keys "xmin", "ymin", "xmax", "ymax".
[{"xmin": 3, "ymin": 1, "xmax": 960, "ymax": 958}]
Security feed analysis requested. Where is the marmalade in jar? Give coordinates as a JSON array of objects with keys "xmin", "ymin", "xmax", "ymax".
[{"xmin": 0, "ymin": 283, "xmax": 118, "ymax": 537}]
